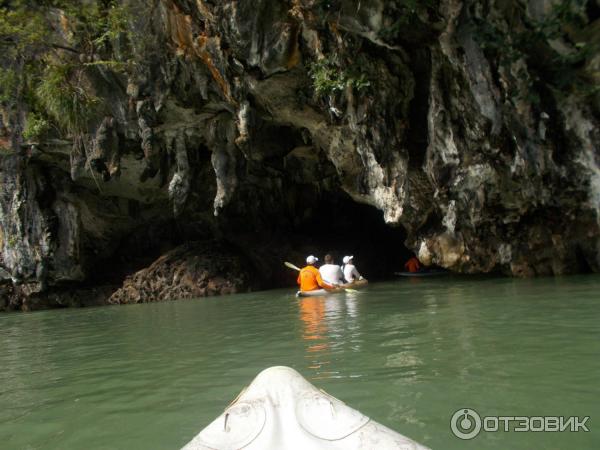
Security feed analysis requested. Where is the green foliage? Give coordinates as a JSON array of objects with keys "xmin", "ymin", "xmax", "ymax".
[
  {"xmin": 0, "ymin": 1, "xmax": 134, "ymax": 138},
  {"xmin": 309, "ymin": 58, "xmax": 346, "ymax": 95},
  {"xmin": 473, "ymin": 0, "xmax": 595, "ymax": 96},
  {"xmin": 7, "ymin": 235, "xmax": 17, "ymax": 247},
  {"xmin": 309, "ymin": 56, "xmax": 371, "ymax": 97},
  {"xmin": 0, "ymin": 67, "xmax": 18, "ymax": 103},
  {"xmin": 95, "ymin": 1, "xmax": 131, "ymax": 47},
  {"xmin": 56, "ymin": 0, "xmax": 132, "ymax": 54},
  {"xmin": 23, "ymin": 112, "xmax": 50, "ymax": 141},
  {"xmin": 475, "ymin": 21, "xmax": 523, "ymax": 65},
  {"xmin": 35, "ymin": 65, "xmax": 101, "ymax": 134},
  {"xmin": 532, "ymin": 0, "xmax": 588, "ymax": 40},
  {"xmin": 0, "ymin": 0, "xmax": 133, "ymax": 64},
  {"xmin": 83, "ymin": 59, "xmax": 128, "ymax": 73},
  {"xmin": 378, "ymin": 0, "xmax": 437, "ymax": 41},
  {"xmin": 0, "ymin": 2, "xmax": 50, "ymax": 56}
]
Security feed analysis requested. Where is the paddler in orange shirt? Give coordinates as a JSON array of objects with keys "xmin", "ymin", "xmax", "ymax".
[
  {"xmin": 405, "ymin": 256, "xmax": 421, "ymax": 273},
  {"xmin": 297, "ymin": 255, "xmax": 335, "ymax": 292}
]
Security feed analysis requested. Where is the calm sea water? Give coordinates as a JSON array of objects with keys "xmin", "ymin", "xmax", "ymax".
[{"xmin": 0, "ymin": 275, "xmax": 599, "ymax": 449}]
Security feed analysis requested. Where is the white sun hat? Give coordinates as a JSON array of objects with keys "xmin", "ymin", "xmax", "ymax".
[
  {"xmin": 342, "ymin": 255, "xmax": 353, "ymax": 264},
  {"xmin": 306, "ymin": 255, "xmax": 318, "ymax": 264}
]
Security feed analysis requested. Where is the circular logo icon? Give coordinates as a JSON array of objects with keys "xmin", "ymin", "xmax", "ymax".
[{"xmin": 450, "ymin": 408, "xmax": 482, "ymax": 440}]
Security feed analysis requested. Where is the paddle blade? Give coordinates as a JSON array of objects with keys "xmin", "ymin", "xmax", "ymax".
[{"xmin": 284, "ymin": 261, "xmax": 301, "ymax": 271}]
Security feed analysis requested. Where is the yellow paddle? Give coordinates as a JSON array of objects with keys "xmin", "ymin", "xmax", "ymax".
[
  {"xmin": 284, "ymin": 261, "xmax": 301, "ymax": 271},
  {"xmin": 284, "ymin": 262, "xmax": 358, "ymax": 293}
]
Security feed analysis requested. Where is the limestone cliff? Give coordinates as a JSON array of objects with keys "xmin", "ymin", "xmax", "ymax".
[{"xmin": 1, "ymin": 0, "xmax": 598, "ymax": 310}]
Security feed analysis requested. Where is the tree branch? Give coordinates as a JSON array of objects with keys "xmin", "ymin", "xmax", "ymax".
[{"xmin": 49, "ymin": 43, "xmax": 80, "ymax": 54}]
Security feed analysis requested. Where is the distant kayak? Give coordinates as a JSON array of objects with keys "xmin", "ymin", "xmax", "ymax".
[
  {"xmin": 296, "ymin": 279, "xmax": 368, "ymax": 297},
  {"xmin": 181, "ymin": 366, "xmax": 429, "ymax": 450},
  {"xmin": 395, "ymin": 270, "xmax": 449, "ymax": 277}
]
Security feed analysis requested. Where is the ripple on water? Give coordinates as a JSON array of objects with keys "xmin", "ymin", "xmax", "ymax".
[{"xmin": 1, "ymin": 278, "xmax": 600, "ymax": 450}]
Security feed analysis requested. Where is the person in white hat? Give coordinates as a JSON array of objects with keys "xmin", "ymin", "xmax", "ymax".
[
  {"xmin": 342, "ymin": 255, "xmax": 364, "ymax": 284},
  {"xmin": 297, "ymin": 255, "xmax": 335, "ymax": 292}
]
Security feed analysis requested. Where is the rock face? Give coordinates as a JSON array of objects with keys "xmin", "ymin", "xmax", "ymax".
[
  {"xmin": 1, "ymin": 0, "xmax": 599, "ymax": 309},
  {"xmin": 108, "ymin": 242, "xmax": 255, "ymax": 304}
]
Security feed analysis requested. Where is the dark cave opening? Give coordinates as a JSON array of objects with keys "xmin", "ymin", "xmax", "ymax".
[
  {"xmin": 81, "ymin": 141, "xmax": 414, "ymax": 293},
  {"xmin": 575, "ymin": 245, "xmax": 593, "ymax": 274},
  {"xmin": 82, "ymin": 218, "xmax": 187, "ymax": 286},
  {"xmin": 91, "ymin": 202, "xmax": 412, "ymax": 292},
  {"xmin": 308, "ymin": 198, "xmax": 412, "ymax": 280},
  {"xmin": 283, "ymin": 189, "xmax": 414, "ymax": 283}
]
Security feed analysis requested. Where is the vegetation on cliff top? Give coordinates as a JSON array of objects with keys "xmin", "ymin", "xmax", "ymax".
[
  {"xmin": 472, "ymin": 0, "xmax": 598, "ymax": 99},
  {"xmin": 0, "ymin": 0, "xmax": 132, "ymax": 141}
]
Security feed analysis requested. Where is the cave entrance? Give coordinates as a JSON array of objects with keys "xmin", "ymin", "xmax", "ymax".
[{"xmin": 290, "ymin": 189, "xmax": 413, "ymax": 281}]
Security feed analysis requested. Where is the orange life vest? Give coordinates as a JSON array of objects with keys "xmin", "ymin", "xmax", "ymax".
[{"xmin": 297, "ymin": 265, "xmax": 332, "ymax": 291}]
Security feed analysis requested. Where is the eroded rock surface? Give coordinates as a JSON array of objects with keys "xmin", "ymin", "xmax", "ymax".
[
  {"xmin": 1, "ymin": 0, "xmax": 599, "ymax": 309},
  {"xmin": 108, "ymin": 242, "xmax": 254, "ymax": 304}
]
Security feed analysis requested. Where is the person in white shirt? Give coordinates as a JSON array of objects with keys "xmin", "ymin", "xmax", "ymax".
[
  {"xmin": 319, "ymin": 254, "xmax": 344, "ymax": 286},
  {"xmin": 342, "ymin": 255, "xmax": 364, "ymax": 283}
]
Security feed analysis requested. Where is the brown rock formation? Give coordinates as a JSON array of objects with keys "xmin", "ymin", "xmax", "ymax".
[
  {"xmin": 108, "ymin": 242, "xmax": 254, "ymax": 304},
  {"xmin": 1, "ymin": 0, "xmax": 598, "ymax": 309}
]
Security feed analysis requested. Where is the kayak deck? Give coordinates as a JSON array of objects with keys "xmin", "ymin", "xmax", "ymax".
[
  {"xmin": 296, "ymin": 279, "xmax": 368, "ymax": 297},
  {"xmin": 345, "ymin": 279, "xmax": 368, "ymax": 289}
]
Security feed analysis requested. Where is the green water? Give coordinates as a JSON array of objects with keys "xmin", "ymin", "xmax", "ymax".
[{"xmin": 1, "ymin": 275, "xmax": 599, "ymax": 449}]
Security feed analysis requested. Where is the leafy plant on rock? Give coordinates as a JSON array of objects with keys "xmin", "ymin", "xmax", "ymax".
[
  {"xmin": 472, "ymin": 0, "xmax": 597, "ymax": 98},
  {"xmin": 22, "ymin": 112, "xmax": 50, "ymax": 141},
  {"xmin": 308, "ymin": 55, "xmax": 371, "ymax": 97},
  {"xmin": 0, "ymin": 0, "xmax": 134, "ymax": 143},
  {"xmin": 35, "ymin": 64, "xmax": 102, "ymax": 135}
]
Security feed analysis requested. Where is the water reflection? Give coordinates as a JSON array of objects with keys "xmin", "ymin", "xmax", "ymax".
[
  {"xmin": 298, "ymin": 296, "xmax": 330, "ymax": 371},
  {"xmin": 2, "ymin": 277, "xmax": 599, "ymax": 450},
  {"xmin": 344, "ymin": 292, "xmax": 359, "ymax": 319},
  {"xmin": 297, "ymin": 294, "xmax": 364, "ymax": 376}
]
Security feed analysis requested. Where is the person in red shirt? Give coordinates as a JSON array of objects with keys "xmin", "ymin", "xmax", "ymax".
[
  {"xmin": 404, "ymin": 256, "xmax": 421, "ymax": 273},
  {"xmin": 297, "ymin": 255, "xmax": 335, "ymax": 292}
]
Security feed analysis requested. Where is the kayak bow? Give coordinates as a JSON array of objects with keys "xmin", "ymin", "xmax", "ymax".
[{"xmin": 181, "ymin": 366, "xmax": 429, "ymax": 450}]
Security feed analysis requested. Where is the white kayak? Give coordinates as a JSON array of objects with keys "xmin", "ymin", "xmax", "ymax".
[
  {"xmin": 181, "ymin": 366, "xmax": 429, "ymax": 450},
  {"xmin": 296, "ymin": 280, "xmax": 369, "ymax": 297}
]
